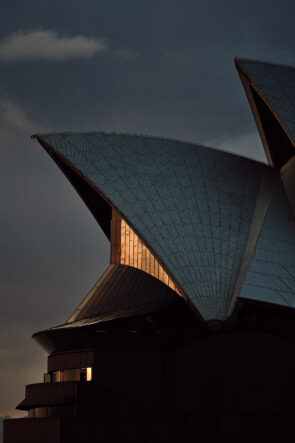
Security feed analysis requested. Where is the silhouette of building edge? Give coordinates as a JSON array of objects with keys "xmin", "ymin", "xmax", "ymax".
[{"xmin": 4, "ymin": 58, "xmax": 295, "ymax": 442}]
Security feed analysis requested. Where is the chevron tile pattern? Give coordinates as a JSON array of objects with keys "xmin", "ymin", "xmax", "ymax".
[{"xmin": 36, "ymin": 133, "xmax": 276, "ymax": 320}]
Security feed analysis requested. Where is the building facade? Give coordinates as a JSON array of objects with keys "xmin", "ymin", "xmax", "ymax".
[{"xmin": 4, "ymin": 59, "xmax": 295, "ymax": 442}]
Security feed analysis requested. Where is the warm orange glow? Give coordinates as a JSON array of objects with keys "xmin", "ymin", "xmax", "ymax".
[
  {"xmin": 86, "ymin": 367, "xmax": 92, "ymax": 381},
  {"xmin": 111, "ymin": 209, "xmax": 181, "ymax": 295},
  {"xmin": 51, "ymin": 368, "xmax": 92, "ymax": 382}
]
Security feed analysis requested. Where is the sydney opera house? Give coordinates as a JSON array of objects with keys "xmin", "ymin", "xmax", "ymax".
[{"xmin": 4, "ymin": 58, "xmax": 295, "ymax": 442}]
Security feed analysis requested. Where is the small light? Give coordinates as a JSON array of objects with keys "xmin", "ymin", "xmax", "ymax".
[{"xmin": 86, "ymin": 367, "xmax": 92, "ymax": 381}]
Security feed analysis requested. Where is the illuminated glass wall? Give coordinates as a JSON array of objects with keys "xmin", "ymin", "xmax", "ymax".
[
  {"xmin": 111, "ymin": 209, "xmax": 181, "ymax": 296},
  {"xmin": 51, "ymin": 367, "xmax": 92, "ymax": 382}
]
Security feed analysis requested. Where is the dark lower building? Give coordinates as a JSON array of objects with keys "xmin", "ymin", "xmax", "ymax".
[{"xmin": 5, "ymin": 58, "xmax": 295, "ymax": 442}]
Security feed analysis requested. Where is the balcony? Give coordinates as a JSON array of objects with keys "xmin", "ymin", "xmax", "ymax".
[{"xmin": 17, "ymin": 381, "xmax": 81, "ymax": 410}]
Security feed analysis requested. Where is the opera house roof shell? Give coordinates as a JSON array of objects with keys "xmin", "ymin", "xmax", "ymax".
[{"xmin": 33, "ymin": 58, "xmax": 295, "ymax": 323}]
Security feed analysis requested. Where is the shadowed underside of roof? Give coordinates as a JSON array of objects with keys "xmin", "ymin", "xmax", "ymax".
[
  {"xmin": 35, "ymin": 132, "xmax": 281, "ymax": 322},
  {"xmin": 44, "ymin": 143, "xmax": 112, "ymax": 239},
  {"xmin": 235, "ymin": 58, "xmax": 295, "ymax": 169},
  {"xmin": 68, "ymin": 264, "xmax": 179, "ymax": 323}
]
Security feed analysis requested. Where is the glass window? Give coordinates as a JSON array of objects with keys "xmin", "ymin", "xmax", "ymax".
[
  {"xmin": 86, "ymin": 367, "xmax": 92, "ymax": 381},
  {"xmin": 51, "ymin": 367, "xmax": 92, "ymax": 382},
  {"xmin": 80, "ymin": 367, "xmax": 92, "ymax": 382},
  {"xmin": 111, "ymin": 208, "xmax": 181, "ymax": 295},
  {"xmin": 44, "ymin": 373, "xmax": 51, "ymax": 383}
]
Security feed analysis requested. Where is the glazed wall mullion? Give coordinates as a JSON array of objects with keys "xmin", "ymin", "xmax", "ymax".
[{"xmin": 111, "ymin": 208, "xmax": 181, "ymax": 296}]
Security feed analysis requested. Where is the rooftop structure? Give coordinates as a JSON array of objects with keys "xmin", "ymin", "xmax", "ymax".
[{"xmin": 4, "ymin": 58, "xmax": 295, "ymax": 443}]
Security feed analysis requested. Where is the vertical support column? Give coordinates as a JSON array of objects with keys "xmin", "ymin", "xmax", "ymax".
[{"xmin": 111, "ymin": 208, "xmax": 121, "ymax": 264}]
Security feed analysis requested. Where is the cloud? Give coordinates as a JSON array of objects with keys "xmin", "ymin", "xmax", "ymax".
[
  {"xmin": 0, "ymin": 29, "xmax": 108, "ymax": 62},
  {"xmin": 0, "ymin": 98, "xmax": 44, "ymax": 134}
]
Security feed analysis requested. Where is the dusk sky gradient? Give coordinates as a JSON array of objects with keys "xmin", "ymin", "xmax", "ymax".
[{"xmin": 1, "ymin": 0, "xmax": 295, "ymax": 417}]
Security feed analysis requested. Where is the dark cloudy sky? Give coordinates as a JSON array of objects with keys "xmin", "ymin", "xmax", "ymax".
[{"xmin": 1, "ymin": 0, "xmax": 295, "ymax": 417}]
